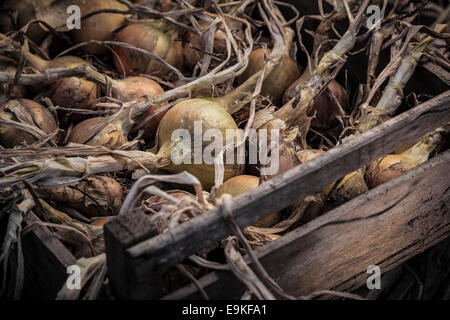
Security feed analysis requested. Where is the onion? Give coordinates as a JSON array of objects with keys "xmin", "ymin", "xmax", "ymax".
[
  {"xmin": 237, "ymin": 47, "xmax": 300, "ymax": 105},
  {"xmin": 25, "ymin": 53, "xmax": 99, "ymax": 112},
  {"xmin": 67, "ymin": 117, "xmax": 125, "ymax": 148},
  {"xmin": 113, "ymin": 20, "xmax": 184, "ymax": 78},
  {"xmin": 111, "ymin": 76, "xmax": 166, "ymax": 140},
  {"xmin": 283, "ymin": 74, "xmax": 349, "ymax": 129},
  {"xmin": 68, "ymin": 75, "xmax": 166, "ymax": 143},
  {"xmin": 71, "ymin": 0, "xmax": 128, "ymax": 55},
  {"xmin": 37, "ymin": 176, "xmax": 123, "ymax": 218},
  {"xmin": 90, "ymin": 216, "xmax": 114, "ymax": 227},
  {"xmin": 0, "ymin": 99, "xmax": 57, "ymax": 148},
  {"xmin": 182, "ymin": 24, "xmax": 227, "ymax": 71},
  {"xmin": 366, "ymin": 130, "xmax": 443, "ymax": 188},
  {"xmin": 324, "ymin": 170, "xmax": 368, "ymax": 212},
  {"xmin": 216, "ymin": 175, "xmax": 280, "ymax": 228}
]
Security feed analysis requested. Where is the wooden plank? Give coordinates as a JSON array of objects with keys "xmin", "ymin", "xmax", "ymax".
[
  {"xmin": 21, "ymin": 211, "xmax": 76, "ymax": 299},
  {"xmin": 104, "ymin": 209, "xmax": 160, "ymax": 299},
  {"xmin": 164, "ymin": 150, "xmax": 450, "ymax": 299},
  {"xmin": 122, "ymin": 90, "xmax": 450, "ymax": 291}
]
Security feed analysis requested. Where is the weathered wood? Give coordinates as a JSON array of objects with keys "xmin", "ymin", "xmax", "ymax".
[
  {"xmin": 104, "ymin": 210, "xmax": 160, "ymax": 299},
  {"xmin": 22, "ymin": 211, "xmax": 76, "ymax": 299},
  {"xmin": 121, "ymin": 91, "xmax": 450, "ymax": 292},
  {"xmin": 164, "ymin": 150, "xmax": 450, "ymax": 299}
]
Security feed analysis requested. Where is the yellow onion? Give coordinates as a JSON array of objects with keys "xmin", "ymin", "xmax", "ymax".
[
  {"xmin": 133, "ymin": 0, "xmax": 174, "ymax": 12},
  {"xmin": 112, "ymin": 76, "xmax": 167, "ymax": 140},
  {"xmin": 113, "ymin": 20, "xmax": 184, "ymax": 78},
  {"xmin": 182, "ymin": 24, "xmax": 227, "ymax": 71},
  {"xmin": 67, "ymin": 70, "xmax": 265, "ymax": 188},
  {"xmin": 367, "ymin": 131, "xmax": 443, "ymax": 188},
  {"xmin": 0, "ymin": 56, "xmax": 27, "ymax": 98},
  {"xmin": 283, "ymin": 74, "xmax": 349, "ymax": 129},
  {"xmin": 37, "ymin": 176, "xmax": 123, "ymax": 218},
  {"xmin": 0, "ymin": 99, "xmax": 57, "ymax": 148},
  {"xmin": 67, "ymin": 116, "xmax": 125, "ymax": 148},
  {"xmin": 237, "ymin": 47, "xmax": 300, "ymax": 105},
  {"xmin": 216, "ymin": 175, "xmax": 281, "ymax": 228},
  {"xmin": 71, "ymin": 0, "xmax": 128, "ymax": 55},
  {"xmin": 25, "ymin": 53, "xmax": 99, "ymax": 112}
]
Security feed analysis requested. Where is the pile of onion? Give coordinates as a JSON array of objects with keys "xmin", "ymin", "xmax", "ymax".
[
  {"xmin": 71, "ymin": 0, "xmax": 128, "ymax": 55},
  {"xmin": 67, "ymin": 69, "xmax": 263, "ymax": 188},
  {"xmin": 216, "ymin": 175, "xmax": 281, "ymax": 228},
  {"xmin": 68, "ymin": 75, "xmax": 167, "ymax": 143},
  {"xmin": 0, "ymin": 99, "xmax": 57, "ymax": 148},
  {"xmin": 37, "ymin": 176, "xmax": 123, "ymax": 218},
  {"xmin": 0, "ymin": 56, "xmax": 27, "ymax": 98},
  {"xmin": 113, "ymin": 20, "xmax": 184, "ymax": 78},
  {"xmin": 236, "ymin": 44, "xmax": 300, "ymax": 106},
  {"xmin": 283, "ymin": 71, "xmax": 349, "ymax": 129}
]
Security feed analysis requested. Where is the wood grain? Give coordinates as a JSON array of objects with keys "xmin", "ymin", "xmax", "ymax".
[
  {"xmin": 164, "ymin": 150, "xmax": 450, "ymax": 299},
  {"xmin": 22, "ymin": 211, "xmax": 76, "ymax": 299}
]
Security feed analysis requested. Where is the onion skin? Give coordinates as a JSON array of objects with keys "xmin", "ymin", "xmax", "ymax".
[
  {"xmin": 67, "ymin": 117, "xmax": 125, "ymax": 149},
  {"xmin": 324, "ymin": 170, "xmax": 368, "ymax": 212},
  {"xmin": 72, "ymin": 0, "xmax": 128, "ymax": 55},
  {"xmin": 37, "ymin": 176, "xmax": 123, "ymax": 218},
  {"xmin": 284, "ymin": 76, "xmax": 349, "ymax": 129},
  {"xmin": 49, "ymin": 77, "xmax": 98, "ymax": 112},
  {"xmin": 113, "ymin": 21, "xmax": 184, "ymax": 78},
  {"xmin": 216, "ymin": 175, "xmax": 280, "ymax": 228},
  {"xmin": 182, "ymin": 25, "xmax": 227, "ymax": 71},
  {"xmin": 113, "ymin": 76, "xmax": 167, "ymax": 141},
  {"xmin": 157, "ymin": 98, "xmax": 243, "ymax": 189},
  {"xmin": 366, "ymin": 155, "xmax": 415, "ymax": 188},
  {"xmin": 0, "ymin": 57, "xmax": 26, "ymax": 98},
  {"xmin": 237, "ymin": 48, "xmax": 300, "ymax": 105},
  {"xmin": 26, "ymin": 54, "xmax": 99, "ymax": 113},
  {"xmin": 0, "ymin": 99, "xmax": 57, "ymax": 148}
]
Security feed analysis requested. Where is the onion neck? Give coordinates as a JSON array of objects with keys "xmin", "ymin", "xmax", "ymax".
[{"xmin": 401, "ymin": 130, "xmax": 443, "ymax": 166}]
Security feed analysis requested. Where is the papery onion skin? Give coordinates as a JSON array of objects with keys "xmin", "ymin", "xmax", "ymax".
[
  {"xmin": 26, "ymin": 54, "xmax": 99, "ymax": 114},
  {"xmin": 0, "ymin": 99, "xmax": 57, "ymax": 148},
  {"xmin": 72, "ymin": 0, "xmax": 128, "ymax": 55},
  {"xmin": 67, "ymin": 117, "xmax": 125, "ymax": 149},
  {"xmin": 237, "ymin": 48, "xmax": 300, "ymax": 105},
  {"xmin": 0, "ymin": 57, "xmax": 27, "ymax": 98},
  {"xmin": 38, "ymin": 176, "xmax": 123, "ymax": 218},
  {"xmin": 182, "ymin": 25, "xmax": 227, "ymax": 71},
  {"xmin": 366, "ymin": 155, "xmax": 415, "ymax": 188},
  {"xmin": 216, "ymin": 175, "xmax": 281, "ymax": 228},
  {"xmin": 49, "ymin": 77, "xmax": 98, "ymax": 113},
  {"xmin": 113, "ymin": 21, "xmax": 184, "ymax": 78},
  {"xmin": 157, "ymin": 98, "xmax": 243, "ymax": 189},
  {"xmin": 284, "ymin": 77, "xmax": 349, "ymax": 129}
]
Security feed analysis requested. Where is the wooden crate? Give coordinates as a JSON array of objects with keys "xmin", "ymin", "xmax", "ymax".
[{"xmin": 103, "ymin": 84, "xmax": 450, "ymax": 299}]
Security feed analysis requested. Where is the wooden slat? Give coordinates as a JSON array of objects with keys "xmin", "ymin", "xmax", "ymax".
[
  {"xmin": 121, "ymin": 90, "xmax": 450, "ymax": 291},
  {"xmin": 164, "ymin": 150, "xmax": 450, "ymax": 299},
  {"xmin": 22, "ymin": 211, "xmax": 76, "ymax": 299}
]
